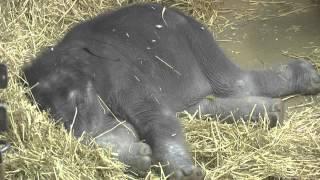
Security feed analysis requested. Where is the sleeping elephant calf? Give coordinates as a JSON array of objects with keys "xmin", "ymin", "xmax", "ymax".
[{"xmin": 22, "ymin": 3, "xmax": 320, "ymax": 180}]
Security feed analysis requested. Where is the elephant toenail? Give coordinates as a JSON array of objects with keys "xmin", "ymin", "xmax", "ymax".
[
  {"xmin": 182, "ymin": 166, "xmax": 194, "ymax": 176},
  {"xmin": 195, "ymin": 168, "xmax": 203, "ymax": 176},
  {"xmin": 311, "ymin": 74, "xmax": 320, "ymax": 84},
  {"xmin": 272, "ymin": 102, "xmax": 282, "ymax": 112}
]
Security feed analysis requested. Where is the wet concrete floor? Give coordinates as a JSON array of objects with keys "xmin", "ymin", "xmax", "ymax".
[{"xmin": 215, "ymin": 0, "xmax": 320, "ymax": 110}]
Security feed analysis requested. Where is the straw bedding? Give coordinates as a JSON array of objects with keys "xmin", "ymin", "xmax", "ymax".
[{"xmin": 0, "ymin": 0, "xmax": 319, "ymax": 179}]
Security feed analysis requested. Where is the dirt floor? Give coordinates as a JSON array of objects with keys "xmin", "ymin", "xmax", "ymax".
[{"xmin": 0, "ymin": 0, "xmax": 319, "ymax": 179}]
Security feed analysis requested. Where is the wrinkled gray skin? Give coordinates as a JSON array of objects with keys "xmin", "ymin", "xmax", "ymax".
[{"xmin": 23, "ymin": 3, "xmax": 320, "ymax": 180}]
